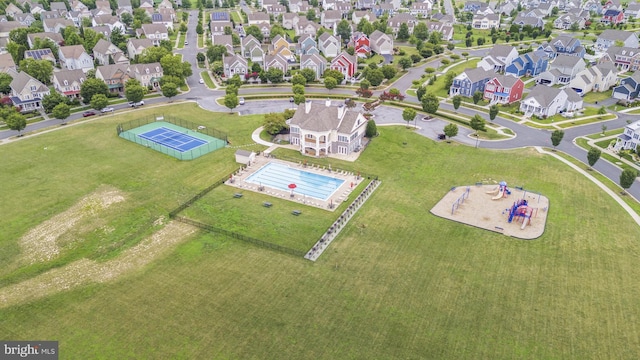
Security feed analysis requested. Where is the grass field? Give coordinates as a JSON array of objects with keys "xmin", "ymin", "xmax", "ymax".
[{"xmin": 2, "ymin": 103, "xmax": 640, "ymax": 358}]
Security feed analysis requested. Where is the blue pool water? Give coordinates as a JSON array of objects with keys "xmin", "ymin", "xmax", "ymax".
[{"xmin": 245, "ymin": 162, "xmax": 345, "ymax": 201}]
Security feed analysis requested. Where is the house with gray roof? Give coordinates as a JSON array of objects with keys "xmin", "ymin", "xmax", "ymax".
[
  {"xmin": 222, "ymin": 54, "xmax": 248, "ymax": 78},
  {"xmin": 519, "ymin": 85, "xmax": 583, "ymax": 117},
  {"xmin": 43, "ymin": 18, "xmax": 74, "ymax": 33},
  {"xmin": 27, "ymin": 32, "xmax": 64, "ymax": 48},
  {"xmin": 0, "ymin": 53, "xmax": 17, "ymax": 73},
  {"xmin": 137, "ymin": 24, "xmax": 169, "ymax": 46},
  {"xmin": 93, "ymin": 39, "xmax": 128, "ymax": 66},
  {"xmin": 568, "ymin": 62, "xmax": 617, "ymax": 96},
  {"xmin": 127, "ymin": 38, "xmax": 154, "ymax": 59},
  {"xmin": 318, "ymin": 32, "xmax": 341, "ymax": 58},
  {"xmin": 596, "ymin": 30, "xmax": 639, "ymax": 51},
  {"xmin": 537, "ymin": 54, "xmax": 585, "ymax": 85},
  {"xmin": 241, "ymin": 35, "xmax": 264, "ymax": 63},
  {"xmin": 53, "ymin": 69, "xmax": 85, "ymax": 99},
  {"xmin": 369, "ymin": 30, "xmax": 393, "ymax": 55},
  {"xmin": 24, "ymin": 49, "xmax": 56, "ymax": 64},
  {"xmin": 477, "ymin": 44, "xmax": 519, "ymax": 72},
  {"xmin": 59, "ymin": 45, "xmax": 94, "ymax": 72},
  {"xmin": 613, "ymin": 118, "xmax": 640, "ymax": 151},
  {"xmin": 6, "ymin": 69, "xmax": 50, "ymax": 112},
  {"xmin": 612, "ymin": 71, "xmax": 640, "ymax": 101},
  {"xmin": 625, "ymin": 2, "xmax": 640, "ymax": 19},
  {"xmin": 288, "ymin": 99, "xmax": 369, "ymax": 157},
  {"xmin": 49, "ymin": 2, "xmax": 68, "ymax": 12},
  {"xmin": 300, "ymin": 53, "xmax": 326, "ymax": 80},
  {"xmin": 212, "ymin": 35, "xmax": 234, "ymax": 54},
  {"xmin": 449, "ymin": 68, "xmax": 494, "ymax": 97},
  {"xmin": 600, "ymin": 46, "xmax": 640, "ymax": 72}
]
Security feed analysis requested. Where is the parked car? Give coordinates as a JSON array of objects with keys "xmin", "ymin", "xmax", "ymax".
[
  {"xmin": 199, "ymin": 78, "xmax": 204, "ymax": 84},
  {"xmin": 184, "ymin": 40, "xmax": 188, "ymax": 45},
  {"xmin": 239, "ymin": 97, "xmax": 245, "ymax": 105},
  {"xmin": 82, "ymin": 111, "xmax": 96, "ymax": 117},
  {"xmin": 101, "ymin": 107, "xmax": 114, "ymax": 113},
  {"xmin": 128, "ymin": 101, "xmax": 144, "ymax": 107},
  {"xmin": 289, "ymin": 97, "xmax": 294, "ymax": 102}
]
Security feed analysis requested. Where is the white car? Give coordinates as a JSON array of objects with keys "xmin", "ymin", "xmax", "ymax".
[
  {"xmin": 101, "ymin": 107, "xmax": 114, "ymax": 113},
  {"xmin": 129, "ymin": 101, "xmax": 144, "ymax": 107},
  {"xmin": 184, "ymin": 40, "xmax": 189, "ymax": 45},
  {"xmin": 239, "ymin": 97, "xmax": 245, "ymax": 105},
  {"xmin": 199, "ymin": 78, "xmax": 204, "ymax": 84}
]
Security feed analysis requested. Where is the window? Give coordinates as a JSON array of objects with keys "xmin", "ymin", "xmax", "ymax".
[
  {"xmin": 350, "ymin": 132, "xmax": 358, "ymax": 141},
  {"xmin": 30, "ymin": 85, "xmax": 36, "ymax": 91},
  {"xmin": 63, "ymin": 80, "xmax": 68, "ymax": 86},
  {"xmin": 338, "ymin": 135, "xmax": 348, "ymax": 142},
  {"xmin": 290, "ymin": 127, "xmax": 299, "ymax": 133},
  {"xmin": 338, "ymin": 146, "xmax": 347, "ymax": 154}
]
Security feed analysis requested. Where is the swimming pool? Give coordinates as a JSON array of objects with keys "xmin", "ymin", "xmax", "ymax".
[{"xmin": 245, "ymin": 162, "xmax": 345, "ymax": 201}]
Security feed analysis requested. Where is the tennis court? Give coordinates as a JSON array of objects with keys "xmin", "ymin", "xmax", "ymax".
[{"xmin": 139, "ymin": 127, "xmax": 207, "ymax": 152}]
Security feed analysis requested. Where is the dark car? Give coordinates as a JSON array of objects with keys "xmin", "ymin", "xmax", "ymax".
[{"xmin": 82, "ymin": 111, "xmax": 96, "ymax": 117}]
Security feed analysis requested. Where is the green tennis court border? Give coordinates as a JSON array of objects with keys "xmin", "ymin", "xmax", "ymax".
[{"xmin": 117, "ymin": 115, "xmax": 228, "ymax": 160}]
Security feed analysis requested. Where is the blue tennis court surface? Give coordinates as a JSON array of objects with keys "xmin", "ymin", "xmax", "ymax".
[{"xmin": 139, "ymin": 127, "xmax": 207, "ymax": 152}]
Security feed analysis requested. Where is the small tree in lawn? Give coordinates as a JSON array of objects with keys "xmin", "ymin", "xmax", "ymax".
[
  {"xmin": 489, "ymin": 105, "xmax": 499, "ymax": 121},
  {"xmin": 52, "ymin": 103, "xmax": 70, "ymax": 125},
  {"xmin": 601, "ymin": 124, "xmax": 607, "ymax": 135},
  {"xmin": 90, "ymin": 94, "xmax": 109, "ymax": 113},
  {"xmin": 587, "ymin": 147, "xmax": 601, "ymax": 169},
  {"xmin": 224, "ymin": 93, "xmax": 238, "ymax": 112},
  {"xmin": 470, "ymin": 114, "xmax": 486, "ymax": 136},
  {"xmin": 365, "ymin": 119, "xmax": 377, "ymax": 138},
  {"xmin": 161, "ymin": 82, "xmax": 178, "ymax": 102},
  {"xmin": 402, "ymin": 107, "xmax": 417, "ymax": 128},
  {"xmin": 421, "ymin": 93, "xmax": 439, "ymax": 114},
  {"xmin": 598, "ymin": 106, "xmax": 606, "ymax": 115},
  {"xmin": 263, "ymin": 112, "xmax": 287, "ymax": 135},
  {"xmin": 293, "ymin": 93, "xmax": 305, "ymax": 104},
  {"xmin": 416, "ymin": 85, "xmax": 427, "ymax": 102},
  {"xmin": 619, "ymin": 168, "xmax": 638, "ymax": 195},
  {"xmin": 443, "ymin": 123, "xmax": 458, "ymax": 142},
  {"xmin": 550, "ymin": 129, "xmax": 564, "ymax": 150},
  {"xmin": 125, "ymin": 79, "xmax": 146, "ymax": 104},
  {"xmin": 472, "ymin": 90, "xmax": 483, "ymax": 104},
  {"xmin": 398, "ymin": 57, "xmax": 412, "ymax": 70},
  {"xmin": 324, "ymin": 76, "xmax": 337, "ymax": 90},
  {"xmin": 4, "ymin": 111, "xmax": 26, "ymax": 136},
  {"xmin": 452, "ymin": 95, "xmax": 461, "ymax": 110}
]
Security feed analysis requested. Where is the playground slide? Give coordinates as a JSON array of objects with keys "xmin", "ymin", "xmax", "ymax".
[
  {"xmin": 521, "ymin": 209, "xmax": 532, "ymax": 230},
  {"xmin": 486, "ymin": 187, "xmax": 500, "ymax": 195},
  {"xmin": 491, "ymin": 189, "xmax": 504, "ymax": 200}
]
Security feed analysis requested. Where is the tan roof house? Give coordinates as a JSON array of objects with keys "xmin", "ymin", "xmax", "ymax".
[{"xmin": 58, "ymin": 45, "xmax": 94, "ymax": 72}]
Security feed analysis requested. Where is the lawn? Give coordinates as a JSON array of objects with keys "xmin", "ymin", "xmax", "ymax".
[
  {"xmin": 582, "ymin": 91, "xmax": 613, "ymax": 104},
  {"xmin": 200, "ymin": 70, "xmax": 215, "ymax": 88},
  {"xmin": 1, "ymin": 104, "xmax": 640, "ymax": 359}
]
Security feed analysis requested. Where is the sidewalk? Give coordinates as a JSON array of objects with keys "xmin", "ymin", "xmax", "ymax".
[{"xmin": 582, "ymin": 134, "xmax": 640, "ymax": 173}]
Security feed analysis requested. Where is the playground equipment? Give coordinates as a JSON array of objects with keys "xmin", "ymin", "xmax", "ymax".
[
  {"xmin": 451, "ymin": 186, "xmax": 471, "ymax": 215},
  {"xmin": 487, "ymin": 181, "xmax": 511, "ymax": 200},
  {"xmin": 507, "ymin": 199, "xmax": 538, "ymax": 230}
]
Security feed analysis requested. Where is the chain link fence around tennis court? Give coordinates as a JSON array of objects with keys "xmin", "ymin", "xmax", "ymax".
[{"xmin": 116, "ymin": 115, "xmax": 228, "ymax": 160}]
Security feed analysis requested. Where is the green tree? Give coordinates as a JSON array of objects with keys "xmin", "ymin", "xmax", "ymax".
[
  {"xmin": 263, "ymin": 112, "xmax": 287, "ymax": 135},
  {"xmin": 443, "ymin": 71, "xmax": 456, "ymax": 91},
  {"xmin": 292, "ymin": 84, "xmax": 305, "ymax": 95},
  {"xmin": 224, "ymin": 93, "xmax": 238, "ymax": 111},
  {"xmin": 0, "ymin": 73, "xmax": 13, "ymax": 94},
  {"xmin": 196, "ymin": 23, "xmax": 204, "ymax": 34},
  {"xmin": 366, "ymin": 69, "xmax": 385, "ymax": 86},
  {"xmin": 161, "ymin": 82, "xmax": 178, "ymax": 101},
  {"xmin": 620, "ymin": 168, "xmax": 638, "ymax": 194},
  {"xmin": 452, "ymin": 95, "xmax": 462, "ymax": 110},
  {"xmin": 413, "ymin": 22, "xmax": 429, "ymax": 40},
  {"xmin": 365, "ymin": 119, "xmax": 377, "ymax": 137},
  {"xmin": 443, "ymin": 123, "xmax": 458, "ymax": 140},
  {"xmin": 402, "ymin": 107, "xmax": 417, "ymax": 128},
  {"xmin": 62, "ymin": 26, "xmax": 83, "ymax": 45},
  {"xmin": 4, "ymin": 111, "xmax": 27, "ymax": 136},
  {"xmin": 421, "ymin": 93, "xmax": 439, "ymax": 114},
  {"xmin": 323, "ymin": 69, "xmax": 344, "ymax": 83},
  {"xmin": 90, "ymin": 94, "xmax": 109, "ymax": 112},
  {"xmin": 81, "ymin": 78, "xmax": 109, "ymax": 104},
  {"xmin": 398, "ymin": 57, "xmax": 412, "ymax": 70},
  {"xmin": 324, "ymin": 77, "xmax": 337, "ymax": 90},
  {"xmin": 244, "ymin": 25, "xmax": 264, "ymax": 42},
  {"xmin": 226, "ymin": 74, "xmax": 243, "ymax": 88},
  {"xmin": 226, "ymin": 85, "xmax": 238, "ymax": 95},
  {"xmin": 489, "ymin": 105, "xmax": 499, "ymax": 121},
  {"xmin": 299, "ymin": 68, "xmax": 316, "ymax": 83},
  {"xmin": 160, "ymin": 54, "xmax": 192, "ymax": 81},
  {"xmin": 470, "ymin": 114, "xmax": 486, "ymax": 135},
  {"xmin": 52, "ymin": 103, "xmax": 71, "ymax": 125},
  {"xmin": 265, "ymin": 68, "xmax": 284, "ymax": 83},
  {"xmin": 587, "ymin": 147, "xmax": 601, "ymax": 169},
  {"xmin": 196, "ymin": 52, "xmax": 206, "ymax": 63},
  {"xmin": 291, "ymin": 73, "xmax": 306, "ymax": 86},
  {"xmin": 139, "ymin": 46, "xmax": 170, "ymax": 63},
  {"xmin": 293, "ymin": 93, "xmax": 306, "ymax": 104},
  {"xmin": 19, "ymin": 58, "xmax": 53, "ymax": 85},
  {"xmin": 125, "ymin": 80, "xmax": 146, "ymax": 104},
  {"xmin": 601, "ymin": 124, "xmax": 608, "ymax": 135},
  {"xmin": 83, "ymin": 29, "xmax": 105, "ymax": 54},
  {"xmin": 336, "ymin": 20, "xmax": 352, "ymax": 43},
  {"xmin": 306, "ymin": 8, "xmax": 316, "ymax": 21},
  {"xmin": 598, "ymin": 106, "xmax": 606, "ymax": 115},
  {"xmin": 380, "ymin": 65, "xmax": 397, "ymax": 79},
  {"xmin": 472, "ymin": 90, "xmax": 483, "ymax": 104},
  {"xmin": 41, "ymin": 92, "xmax": 69, "ymax": 113},
  {"xmin": 9, "ymin": 28, "xmax": 29, "ymax": 47},
  {"xmin": 550, "ymin": 129, "xmax": 564, "ymax": 149},
  {"xmin": 360, "ymin": 79, "xmax": 371, "ymax": 90},
  {"xmin": 396, "ymin": 23, "xmax": 410, "ymax": 41}
]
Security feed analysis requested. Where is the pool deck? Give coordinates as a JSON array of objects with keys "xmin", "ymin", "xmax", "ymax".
[{"xmin": 224, "ymin": 154, "xmax": 365, "ymax": 211}]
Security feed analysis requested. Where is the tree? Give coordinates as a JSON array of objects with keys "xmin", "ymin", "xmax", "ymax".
[
  {"xmin": 550, "ymin": 129, "xmax": 564, "ymax": 149},
  {"xmin": 9, "ymin": 28, "xmax": 29, "ymax": 47},
  {"xmin": 324, "ymin": 77, "xmax": 337, "ymax": 89},
  {"xmin": 80, "ymin": 78, "xmax": 109, "ymax": 104},
  {"xmin": 472, "ymin": 91, "xmax": 483, "ymax": 104},
  {"xmin": 226, "ymin": 74, "xmax": 243, "ymax": 88},
  {"xmin": 601, "ymin": 124, "xmax": 607, "ymax": 135},
  {"xmin": 360, "ymin": 79, "xmax": 371, "ymax": 90},
  {"xmin": 598, "ymin": 106, "xmax": 606, "ymax": 115},
  {"xmin": 489, "ymin": 105, "xmax": 499, "ymax": 121},
  {"xmin": 139, "ymin": 46, "xmax": 170, "ymax": 63},
  {"xmin": 380, "ymin": 65, "xmax": 397, "ymax": 79},
  {"xmin": 125, "ymin": 80, "xmax": 146, "ymax": 104},
  {"xmin": 160, "ymin": 54, "xmax": 192, "ymax": 81},
  {"xmin": 224, "ymin": 93, "xmax": 238, "ymax": 111},
  {"xmin": 365, "ymin": 119, "xmax": 377, "ymax": 138},
  {"xmin": 300, "ymin": 68, "xmax": 316, "ymax": 83},
  {"xmin": 421, "ymin": 93, "xmax": 439, "ymax": 114},
  {"xmin": 244, "ymin": 25, "xmax": 263, "ymax": 42},
  {"xmin": 452, "ymin": 95, "xmax": 462, "ymax": 110},
  {"xmin": 19, "ymin": 58, "xmax": 53, "ymax": 85},
  {"xmin": 587, "ymin": 147, "xmax": 601, "ymax": 169},
  {"xmin": 265, "ymin": 68, "xmax": 284, "ymax": 83},
  {"xmin": 293, "ymin": 93, "xmax": 305, "ymax": 104},
  {"xmin": 323, "ymin": 69, "xmax": 344, "ymax": 84},
  {"xmin": 90, "ymin": 94, "xmax": 109, "ymax": 112},
  {"xmin": 62, "ymin": 26, "xmax": 83, "ymax": 45},
  {"xmin": 366, "ymin": 69, "xmax": 385, "ymax": 86},
  {"xmin": 52, "ymin": 103, "xmax": 71, "ymax": 125},
  {"xmin": 4, "ymin": 111, "xmax": 27, "ymax": 136},
  {"xmin": 398, "ymin": 57, "xmax": 412, "ymax": 70},
  {"xmin": 41, "ymin": 92, "xmax": 68, "ymax": 113},
  {"xmin": 470, "ymin": 114, "xmax": 486, "ymax": 134},
  {"xmin": 196, "ymin": 52, "xmax": 206, "ymax": 63},
  {"xmin": 619, "ymin": 168, "xmax": 638, "ymax": 194},
  {"xmin": 263, "ymin": 112, "xmax": 288, "ymax": 135},
  {"xmin": 0, "ymin": 73, "xmax": 13, "ymax": 94},
  {"xmin": 292, "ymin": 84, "xmax": 305, "ymax": 95},
  {"xmin": 306, "ymin": 8, "xmax": 316, "ymax": 21},
  {"xmin": 83, "ymin": 29, "xmax": 105, "ymax": 54},
  {"xmin": 396, "ymin": 23, "xmax": 410, "ymax": 41},
  {"xmin": 336, "ymin": 20, "xmax": 352, "ymax": 43},
  {"xmin": 402, "ymin": 108, "xmax": 417, "ymax": 128},
  {"xmin": 443, "ymin": 71, "xmax": 456, "ymax": 92},
  {"xmin": 196, "ymin": 23, "xmax": 204, "ymax": 34},
  {"xmin": 291, "ymin": 73, "xmax": 306, "ymax": 86},
  {"xmin": 161, "ymin": 82, "xmax": 178, "ymax": 101},
  {"xmin": 443, "ymin": 123, "xmax": 458, "ymax": 140},
  {"xmin": 413, "ymin": 22, "xmax": 429, "ymax": 40}
]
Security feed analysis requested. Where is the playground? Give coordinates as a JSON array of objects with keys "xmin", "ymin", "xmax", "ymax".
[{"xmin": 430, "ymin": 183, "xmax": 550, "ymax": 239}]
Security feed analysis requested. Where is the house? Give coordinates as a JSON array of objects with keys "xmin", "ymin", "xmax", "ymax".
[
  {"xmin": 288, "ymin": 99, "xmax": 369, "ymax": 157},
  {"xmin": 212, "ymin": 35, "xmax": 234, "ymax": 54},
  {"xmin": 568, "ymin": 62, "xmax": 617, "ymax": 96},
  {"xmin": 131, "ymin": 62, "xmax": 163, "ymax": 89},
  {"xmin": 613, "ymin": 119, "xmax": 640, "ymax": 151},
  {"xmin": 349, "ymin": 32, "xmax": 370, "ymax": 58},
  {"xmin": 596, "ymin": 30, "xmax": 639, "ymax": 51},
  {"xmin": 152, "ymin": 11, "xmax": 174, "ymax": 30},
  {"xmin": 330, "ymin": 52, "xmax": 357, "ymax": 78},
  {"xmin": 356, "ymin": 0, "xmax": 375, "ymax": 9},
  {"xmin": 263, "ymin": 53, "xmax": 289, "ymax": 73},
  {"xmin": 24, "ymin": 49, "xmax": 56, "ymax": 64},
  {"xmin": 50, "ymin": 2, "xmax": 68, "ymax": 12},
  {"xmin": 449, "ymin": 67, "xmax": 493, "ymax": 97},
  {"xmin": 601, "ymin": 9, "xmax": 624, "ymax": 24},
  {"xmin": 222, "ymin": 54, "xmax": 248, "ymax": 78},
  {"xmin": 91, "ymin": 15, "xmax": 126, "ymax": 33},
  {"xmin": 477, "ymin": 45, "xmax": 519, "ymax": 72},
  {"xmin": 600, "ymin": 46, "xmax": 640, "ymax": 72},
  {"xmin": 553, "ymin": 13, "xmax": 586, "ymax": 30},
  {"xmin": 537, "ymin": 54, "xmax": 586, "ymax": 85},
  {"xmin": 318, "ymin": 33, "xmax": 341, "ymax": 58},
  {"xmin": 14, "ymin": 13, "xmax": 36, "ymax": 26},
  {"xmin": 6, "ymin": 69, "xmax": 50, "ymax": 112},
  {"xmin": 387, "ymin": 13, "xmax": 417, "ymax": 35},
  {"xmin": 373, "ymin": 2, "xmax": 395, "ymax": 17},
  {"xmin": 247, "ymin": 12, "xmax": 270, "ymax": 25},
  {"xmin": 138, "ymin": 24, "xmax": 169, "ymax": 46},
  {"xmin": 425, "ymin": 21, "xmax": 454, "ymax": 41},
  {"xmin": 295, "ymin": 20, "xmax": 320, "ymax": 37},
  {"xmin": 256, "ymin": 22, "xmax": 272, "ymax": 39},
  {"xmin": 27, "ymin": 1, "xmax": 46, "ymax": 14},
  {"xmin": 282, "ymin": 13, "xmax": 299, "ymax": 30},
  {"xmin": 127, "ymin": 38, "xmax": 154, "ymax": 59},
  {"xmin": 117, "ymin": 0, "xmax": 133, "ymax": 12},
  {"xmin": 95, "ymin": 64, "xmax": 132, "ymax": 93},
  {"xmin": 91, "ymin": 25, "xmax": 112, "ymax": 39},
  {"xmin": 410, "ymin": 2, "xmax": 432, "ymax": 17},
  {"xmin": 300, "ymin": 53, "xmax": 326, "ymax": 80},
  {"xmin": 297, "ymin": 34, "xmax": 319, "ymax": 56},
  {"xmin": 538, "ymin": 35, "xmax": 585, "ymax": 59},
  {"xmin": 42, "ymin": 18, "xmax": 74, "ymax": 33},
  {"xmin": 93, "ymin": 39, "xmax": 129, "ymax": 66},
  {"xmin": 210, "ymin": 11, "xmax": 232, "ymax": 36},
  {"xmin": 39, "ymin": 10, "xmax": 64, "ymax": 20},
  {"xmin": 472, "ymin": 13, "xmax": 500, "ymax": 29},
  {"xmin": 320, "ymin": 10, "xmax": 342, "ymax": 29},
  {"xmin": 4, "ymin": 3, "xmax": 23, "ymax": 17},
  {"xmin": 484, "ymin": 74, "xmax": 525, "ymax": 105},
  {"xmin": 612, "ymin": 71, "xmax": 640, "ymax": 101},
  {"xmin": 497, "ymin": 1, "xmax": 518, "ymax": 15},
  {"xmin": 52, "ymin": 69, "xmax": 85, "ymax": 99},
  {"xmin": 624, "ymin": 2, "xmax": 640, "ymax": 20},
  {"xmin": 269, "ymin": 35, "xmax": 295, "ymax": 62},
  {"xmin": 463, "ymin": 1, "xmax": 488, "ymax": 12},
  {"xmin": 0, "ymin": 53, "xmax": 17, "ymax": 73},
  {"xmin": 27, "ymin": 32, "xmax": 64, "ymax": 49},
  {"xmin": 241, "ymin": 35, "xmax": 264, "ymax": 63},
  {"xmin": 582, "ymin": 0, "xmax": 601, "ymax": 13},
  {"xmin": 139, "ymin": 0, "xmax": 154, "ymax": 14},
  {"xmin": 519, "ymin": 85, "xmax": 583, "ymax": 117},
  {"xmin": 368, "ymin": 30, "xmax": 393, "ymax": 55},
  {"xmin": 58, "ymin": 45, "xmax": 94, "ymax": 72},
  {"xmin": 512, "ymin": 14, "xmax": 544, "ymax": 28},
  {"xmin": 505, "ymin": 50, "xmax": 549, "ymax": 77},
  {"xmin": 352, "ymin": 10, "xmax": 377, "ymax": 24}
]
